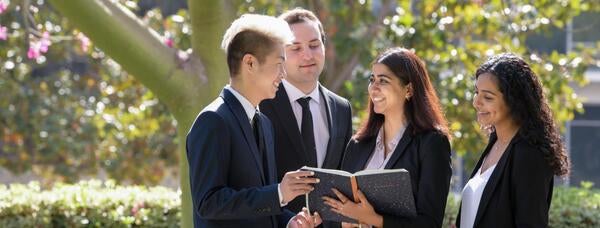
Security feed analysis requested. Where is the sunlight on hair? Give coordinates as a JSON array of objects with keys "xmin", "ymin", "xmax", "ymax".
[{"xmin": 221, "ymin": 14, "xmax": 294, "ymax": 52}]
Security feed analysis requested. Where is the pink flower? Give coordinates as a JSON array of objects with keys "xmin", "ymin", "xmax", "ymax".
[
  {"xmin": 0, "ymin": 26, "xmax": 7, "ymax": 40},
  {"xmin": 77, "ymin": 32, "xmax": 91, "ymax": 52},
  {"xmin": 27, "ymin": 41, "xmax": 42, "ymax": 59},
  {"xmin": 39, "ymin": 31, "xmax": 51, "ymax": 53},
  {"xmin": 164, "ymin": 38, "xmax": 173, "ymax": 47},
  {"xmin": 0, "ymin": 1, "xmax": 8, "ymax": 14}
]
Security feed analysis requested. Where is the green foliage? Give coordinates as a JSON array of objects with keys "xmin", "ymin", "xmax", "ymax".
[
  {"xmin": 549, "ymin": 182, "xmax": 600, "ymax": 227},
  {"xmin": 0, "ymin": 180, "xmax": 180, "ymax": 227},
  {"xmin": 2, "ymin": 181, "xmax": 598, "ymax": 227},
  {"xmin": 0, "ymin": 0, "xmax": 184, "ymax": 185}
]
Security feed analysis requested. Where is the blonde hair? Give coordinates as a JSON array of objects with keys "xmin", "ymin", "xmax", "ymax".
[{"xmin": 220, "ymin": 14, "xmax": 294, "ymax": 76}]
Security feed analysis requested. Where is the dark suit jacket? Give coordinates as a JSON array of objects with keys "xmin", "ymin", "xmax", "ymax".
[
  {"xmin": 456, "ymin": 131, "xmax": 554, "ymax": 228},
  {"xmin": 186, "ymin": 87, "xmax": 293, "ymax": 228},
  {"xmin": 260, "ymin": 83, "xmax": 353, "ymax": 213},
  {"xmin": 341, "ymin": 126, "xmax": 452, "ymax": 228}
]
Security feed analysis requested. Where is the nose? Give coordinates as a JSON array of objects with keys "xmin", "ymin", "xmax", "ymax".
[
  {"xmin": 302, "ymin": 48, "xmax": 313, "ymax": 60},
  {"xmin": 472, "ymin": 93, "xmax": 481, "ymax": 108}
]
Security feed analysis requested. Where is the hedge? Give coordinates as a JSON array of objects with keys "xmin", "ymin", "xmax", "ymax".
[
  {"xmin": 1, "ymin": 180, "xmax": 598, "ymax": 227},
  {"xmin": 0, "ymin": 180, "xmax": 180, "ymax": 227}
]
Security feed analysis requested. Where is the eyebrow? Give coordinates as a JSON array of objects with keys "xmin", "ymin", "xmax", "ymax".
[
  {"xmin": 480, "ymin": 89, "xmax": 497, "ymax": 96},
  {"xmin": 372, "ymin": 74, "xmax": 392, "ymax": 79}
]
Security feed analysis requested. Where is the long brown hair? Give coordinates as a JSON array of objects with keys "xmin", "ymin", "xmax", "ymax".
[{"xmin": 353, "ymin": 47, "xmax": 449, "ymax": 141}]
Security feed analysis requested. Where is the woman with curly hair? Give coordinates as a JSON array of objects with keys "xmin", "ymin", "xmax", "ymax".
[{"xmin": 457, "ymin": 53, "xmax": 570, "ymax": 228}]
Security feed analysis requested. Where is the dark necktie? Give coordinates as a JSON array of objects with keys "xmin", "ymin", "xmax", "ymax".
[
  {"xmin": 252, "ymin": 111, "xmax": 269, "ymax": 182},
  {"xmin": 297, "ymin": 97, "xmax": 317, "ymax": 167},
  {"xmin": 252, "ymin": 112, "xmax": 261, "ymax": 150}
]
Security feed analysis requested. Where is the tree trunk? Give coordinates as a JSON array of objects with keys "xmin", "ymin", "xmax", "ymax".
[{"xmin": 48, "ymin": 0, "xmax": 232, "ymax": 226}]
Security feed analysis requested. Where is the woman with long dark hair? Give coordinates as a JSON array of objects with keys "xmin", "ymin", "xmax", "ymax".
[
  {"xmin": 322, "ymin": 47, "xmax": 452, "ymax": 227},
  {"xmin": 457, "ymin": 53, "xmax": 570, "ymax": 228}
]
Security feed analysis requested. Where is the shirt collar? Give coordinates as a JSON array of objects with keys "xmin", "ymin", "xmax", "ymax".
[
  {"xmin": 282, "ymin": 80, "xmax": 321, "ymax": 104},
  {"xmin": 375, "ymin": 124, "xmax": 407, "ymax": 153},
  {"xmin": 227, "ymin": 85, "xmax": 258, "ymax": 123}
]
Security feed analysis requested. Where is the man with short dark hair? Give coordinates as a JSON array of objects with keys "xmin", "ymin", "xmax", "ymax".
[{"xmin": 260, "ymin": 8, "xmax": 353, "ymax": 214}]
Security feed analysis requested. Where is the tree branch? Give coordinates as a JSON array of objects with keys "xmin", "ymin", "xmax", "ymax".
[{"xmin": 47, "ymin": 0, "xmax": 206, "ymax": 118}]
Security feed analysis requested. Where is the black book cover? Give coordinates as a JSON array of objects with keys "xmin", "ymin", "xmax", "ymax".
[{"xmin": 301, "ymin": 166, "xmax": 416, "ymax": 223}]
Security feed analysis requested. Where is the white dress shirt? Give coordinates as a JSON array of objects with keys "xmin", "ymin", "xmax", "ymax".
[
  {"xmin": 282, "ymin": 80, "xmax": 330, "ymax": 168},
  {"xmin": 228, "ymin": 85, "xmax": 286, "ymax": 207},
  {"xmin": 364, "ymin": 126, "xmax": 406, "ymax": 170},
  {"xmin": 460, "ymin": 161, "xmax": 497, "ymax": 228}
]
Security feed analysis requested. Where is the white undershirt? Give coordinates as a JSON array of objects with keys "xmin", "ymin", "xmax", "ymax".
[{"xmin": 460, "ymin": 162, "xmax": 497, "ymax": 228}]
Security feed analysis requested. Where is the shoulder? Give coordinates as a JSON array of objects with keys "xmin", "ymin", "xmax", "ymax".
[
  {"xmin": 416, "ymin": 129, "xmax": 450, "ymax": 145},
  {"xmin": 321, "ymin": 86, "xmax": 351, "ymax": 108},
  {"xmin": 510, "ymin": 139, "xmax": 549, "ymax": 168},
  {"xmin": 190, "ymin": 98, "xmax": 229, "ymax": 129}
]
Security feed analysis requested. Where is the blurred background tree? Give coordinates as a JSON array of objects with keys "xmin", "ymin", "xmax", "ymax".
[{"xmin": 1, "ymin": 0, "xmax": 598, "ymax": 226}]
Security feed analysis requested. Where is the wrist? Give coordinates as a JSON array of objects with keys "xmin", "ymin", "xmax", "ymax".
[{"xmin": 365, "ymin": 213, "xmax": 383, "ymax": 227}]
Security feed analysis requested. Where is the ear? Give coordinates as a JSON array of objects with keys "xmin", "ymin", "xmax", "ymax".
[
  {"xmin": 406, "ymin": 83, "xmax": 413, "ymax": 98},
  {"xmin": 242, "ymin": 53, "xmax": 256, "ymax": 73}
]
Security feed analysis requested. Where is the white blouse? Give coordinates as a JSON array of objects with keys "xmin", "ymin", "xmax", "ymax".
[
  {"xmin": 460, "ymin": 162, "xmax": 497, "ymax": 228},
  {"xmin": 364, "ymin": 126, "xmax": 406, "ymax": 170}
]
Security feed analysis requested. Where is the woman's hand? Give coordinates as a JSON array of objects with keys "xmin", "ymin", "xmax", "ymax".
[{"xmin": 322, "ymin": 188, "xmax": 383, "ymax": 227}]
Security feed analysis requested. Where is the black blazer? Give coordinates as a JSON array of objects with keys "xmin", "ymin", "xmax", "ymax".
[
  {"xmin": 260, "ymin": 83, "xmax": 353, "ymax": 213},
  {"xmin": 341, "ymin": 126, "xmax": 452, "ymax": 228},
  {"xmin": 186, "ymin": 87, "xmax": 293, "ymax": 228},
  {"xmin": 456, "ymin": 131, "xmax": 554, "ymax": 228}
]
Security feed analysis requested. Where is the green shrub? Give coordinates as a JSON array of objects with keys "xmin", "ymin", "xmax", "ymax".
[
  {"xmin": 0, "ymin": 180, "xmax": 180, "ymax": 227},
  {"xmin": 1, "ymin": 180, "xmax": 598, "ymax": 227}
]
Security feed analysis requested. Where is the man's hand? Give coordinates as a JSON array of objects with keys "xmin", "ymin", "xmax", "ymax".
[
  {"xmin": 288, "ymin": 207, "xmax": 322, "ymax": 228},
  {"xmin": 280, "ymin": 170, "xmax": 319, "ymax": 204}
]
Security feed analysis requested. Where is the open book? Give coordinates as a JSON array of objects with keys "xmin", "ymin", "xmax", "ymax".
[{"xmin": 301, "ymin": 166, "xmax": 416, "ymax": 223}]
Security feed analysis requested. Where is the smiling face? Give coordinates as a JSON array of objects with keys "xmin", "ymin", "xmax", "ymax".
[
  {"xmin": 368, "ymin": 63, "xmax": 411, "ymax": 117},
  {"xmin": 284, "ymin": 21, "xmax": 325, "ymax": 89},
  {"xmin": 473, "ymin": 73, "xmax": 513, "ymax": 128},
  {"xmin": 254, "ymin": 45, "xmax": 286, "ymax": 100}
]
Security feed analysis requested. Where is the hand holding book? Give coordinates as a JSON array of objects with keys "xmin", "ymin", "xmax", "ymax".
[
  {"xmin": 300, "ymin": 166, "xmax": 416, "ymax": 223},
  {"xmin": 322, "ymin": 188, "xmax": 383, "ymax": 227}
]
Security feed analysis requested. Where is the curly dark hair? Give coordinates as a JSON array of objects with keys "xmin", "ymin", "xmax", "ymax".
[{"xmin": 476, "ymin": 53, "xmax": 570, "ymax": 176}]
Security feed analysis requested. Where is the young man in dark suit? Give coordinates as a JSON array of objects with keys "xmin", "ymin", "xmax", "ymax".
[
  {"xmin": 186, "ymin": 14, "xmax": 321, "ymax": 228},
  {"xmin": 260, "ymin": 8, "xmax": 353, "ymax": 214}
]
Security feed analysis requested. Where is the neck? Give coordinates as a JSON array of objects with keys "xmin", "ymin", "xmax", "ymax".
[
  {"xmin": 288, "ymin": 80, "xmax": 318, "ymax": 95},
  {"xmin": 383, "ymin": 110, "xmax": 407, "ymax": 143},
  {"xmin": 230, "ymin": 80, "xmax": 260, "ymax": 107},
  {"xmin": 494, "ymin": 120, "xmax": 519, "ymax": 144}
]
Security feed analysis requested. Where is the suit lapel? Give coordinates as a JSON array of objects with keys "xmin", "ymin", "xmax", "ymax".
[
  {"xmin": 473, "ymin": 133, "xmax": 520, "ymax": 227},
  {"xmin": 384, "ymin": 125, "xmax": 414, "ymax": 169},
  {"xmin": 351, "ymin": 138, "xmax": 377, "ymax": 173},
  {"xmin": 320, "ymin": 85, "xmax": 336, "ymax": 168},
  {"xmin": 221, "ymin": 88, "xmax": 266, "ymax": 184},
  {"xmin": 258, "ymin": 113, "xmax": 277, "ymax": 184},
  {"xmin": 272, "ymin": 85, "xmax": 310, "ymax": 164}
]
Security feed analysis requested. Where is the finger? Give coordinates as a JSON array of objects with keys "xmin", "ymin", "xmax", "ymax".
[
  {"xmin": 290, "ymin": 177, "xmax": 320, "ymax": 184},
  {"xmin": 287, "ymin": 170, "xmax": 315, "ymax": 178},
  {"xmin": 331, "ymin": 188, "xmax": 350, "ymax": 203},
  {"xmin": 356, "ymin": 190, "xmax": 368, "ymax": 203},
  {"xmin": 295, "ymin": 212, "xmax": 311, "ymax": 227},
  {"xmin": 313, "ymin": 212, "xmax": 322, "ymax": 225}
]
